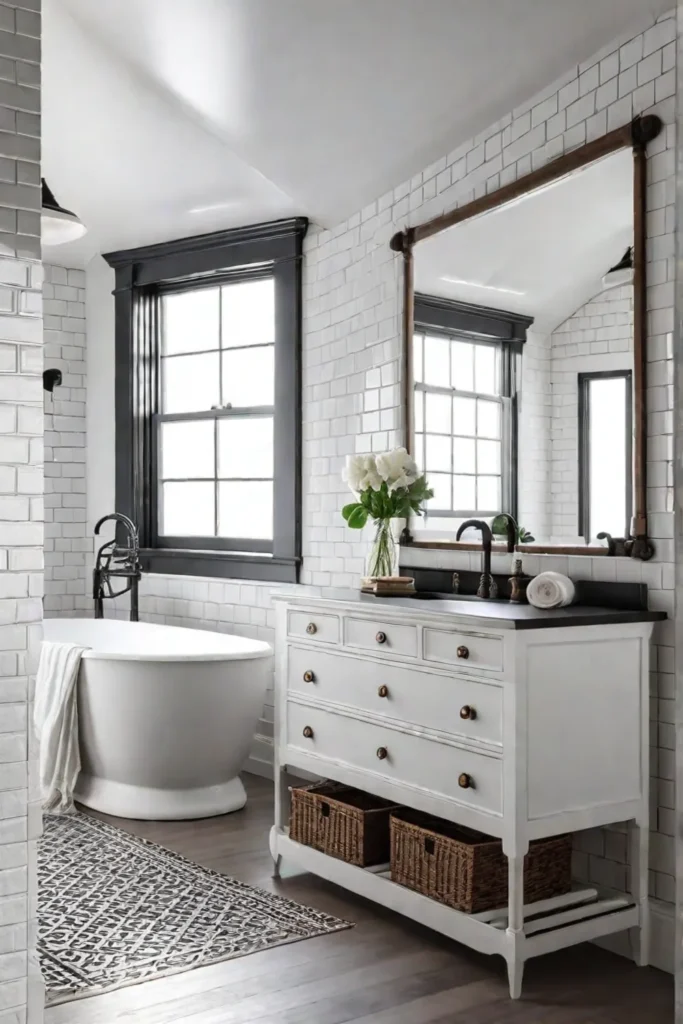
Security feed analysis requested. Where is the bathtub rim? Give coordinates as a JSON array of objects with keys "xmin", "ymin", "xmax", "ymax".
[{"xmin": 42, "ymin": 617, "xmax": 273, "ymax": 663}]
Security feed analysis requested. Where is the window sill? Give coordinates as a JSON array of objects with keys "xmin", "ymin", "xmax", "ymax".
[
  {"xmin": 140, "ymin": 548, "xmax": 300, "ymax": 583},
  {"xmin": 403, "ymin": 538, "xmax": 610, "ymax": 557}
]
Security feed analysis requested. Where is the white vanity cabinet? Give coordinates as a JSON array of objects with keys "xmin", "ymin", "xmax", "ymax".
[{"xmin": 270, "ymin": 593, "xmax": 661, "ymax": 998}]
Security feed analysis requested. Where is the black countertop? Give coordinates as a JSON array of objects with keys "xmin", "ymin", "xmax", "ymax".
[
  {"xmin": 277, "ymin": 590, "xmax": 666, "ymax": 630},
  {"xmin": 362, "ymin": 596, "xmax": 665, "ymax": 630}
]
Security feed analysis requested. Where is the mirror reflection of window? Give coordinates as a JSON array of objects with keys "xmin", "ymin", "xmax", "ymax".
[
  {"xmin": 579, "ymin": 372, "xmax": 632, "ymax": 542},
  {"xmin": 413, "ymin": 328, "xmax": 511, "ymax": 524}
]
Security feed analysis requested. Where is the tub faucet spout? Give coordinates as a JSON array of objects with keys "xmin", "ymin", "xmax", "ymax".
[{"xmin": 93, "ymin": 513, "xmax": 141, "ymax": 621}]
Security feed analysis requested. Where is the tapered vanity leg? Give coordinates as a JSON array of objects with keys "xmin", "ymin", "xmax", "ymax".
[
  {"xmin": 506, "ymin": 954, "xmax": 524, "ymax": 1001},
  {"xmin": 271, "ymin": 762, "xmax": 290, "ymax": 879},
  {"xmin": 629, "ymin": 817, "xmax": 650, "ymax": 966},
  {"xmin": 504, "ymin": 851, "xmax": 526, "ymax": 999},
  {"xmin": 269, "ymin": 824, "xmax": 282, "ymax": 878}
]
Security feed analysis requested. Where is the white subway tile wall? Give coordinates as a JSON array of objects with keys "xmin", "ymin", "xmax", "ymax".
[
  {"xmin": 0, "ymin": 2, "xmax": 42, "ymax": 1019},
  {"xmin": 42, "ymin": 264, "xmax": 90, "ymax": 620},
  {"xmin": 65, "ymin": 8, "xmax": 678, "ymax": 969},
  {"xmin": 517, "ymin": 329, "xmax": 552, "ymax": 540}
]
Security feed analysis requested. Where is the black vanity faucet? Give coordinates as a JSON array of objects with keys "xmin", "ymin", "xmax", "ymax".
[
  {"xmin": 455, "ymin": 519, "xmax": 497, "ymax": 599},
  {"xmin": 493, "ymin": 512, "xmax": 518, "ymax": 553},
  {"xmin": 93, "ymin": 513, "xmax": 141, "ymax": 621}
]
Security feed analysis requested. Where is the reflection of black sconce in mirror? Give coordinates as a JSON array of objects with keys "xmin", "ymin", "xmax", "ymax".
[
  {"xmin": 602, "ymin": 247, "xmax": 633, "ymax": 290},
  {"xmin": 43, "ymin": 368, "xmax": 62, "ymax": 393}
]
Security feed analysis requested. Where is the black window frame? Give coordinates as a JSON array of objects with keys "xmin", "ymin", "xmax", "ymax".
[
  {"xmin": 412, "ymin": 294, "xmax": 532, "ymax": 523},
  {"xmin": 104, "ymin": 217, "xmax": 308, "ymax": 583},
  {"xmin": 578, "ymin": 368, "xmax": 633, "ymax": 542}
]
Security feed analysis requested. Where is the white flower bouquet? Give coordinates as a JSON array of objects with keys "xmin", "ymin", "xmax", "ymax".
[{"xmin": 341, "ymin": 448, "xmax": 433, "ymax": 577}]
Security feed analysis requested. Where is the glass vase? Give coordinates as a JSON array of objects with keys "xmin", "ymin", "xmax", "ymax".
[{"xmin": 366, "ymin": 518, "xmax": 398, "ymax": 578}]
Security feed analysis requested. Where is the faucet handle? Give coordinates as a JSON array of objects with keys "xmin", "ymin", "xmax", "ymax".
[{"xmin": 477, "ymin": 573, "xmax": 498, "ymax": 600}]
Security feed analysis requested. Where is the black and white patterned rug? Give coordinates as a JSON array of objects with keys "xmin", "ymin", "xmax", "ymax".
[{"xmin": 38, "ymin": 812, "xmax": 351, "ymax": 1005}]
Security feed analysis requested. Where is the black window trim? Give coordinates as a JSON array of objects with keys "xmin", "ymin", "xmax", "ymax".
[
  {"xmin": 578, "ymin": 368, "xmax": 633, "ymax": 543},
  {"xmin": 413, "ymin": 293, "xmax": 532, "ymax": 523},
  {"xmin": 104, "ymin": 217, "xmax": 308, "ymax": 583}
]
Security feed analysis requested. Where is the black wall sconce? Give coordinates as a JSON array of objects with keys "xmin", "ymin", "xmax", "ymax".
[{"xmin": 43, "ymin": 368, "xmax": 62, "ymax": 392}]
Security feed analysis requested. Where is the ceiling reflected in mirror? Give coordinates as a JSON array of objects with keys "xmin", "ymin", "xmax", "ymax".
[{"xmin": 414, "ymin": 148, "xmax": 633, "ymax": 336}]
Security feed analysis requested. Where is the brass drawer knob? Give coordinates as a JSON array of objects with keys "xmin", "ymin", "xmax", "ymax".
[
  {"xmin": 375, "ymin": 631, "xmax": 387, "ymax": 644},
  {"xmin": 457, "ymin": 645, "xmax": 469, "ymax": 659},
  {"xmin": 303, "ymin": 726, "xmax": 314, "ymax": 739},
  {"xmin": 376, "ymin": 746, "xmax": 388, "ymax": 760},
  {"xmin": 306, "ymin": 622, "xmax": 317, "ymax": 635},
  {"xmin": 459, "ymin": 705, "xmax": 476, "ymax": 720},
  {"xmin": 458, "ymin": 772, "xmax": 473, "ymax": 789},
  {"xmin": 303, "ymin": 670, "xmax": 315, "ymax": 683},
  {"xmin": 378, "ymin": 684, "xmax": 389, "ymax": 698}
]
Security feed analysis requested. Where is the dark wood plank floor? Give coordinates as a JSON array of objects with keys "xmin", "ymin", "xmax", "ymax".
[{"xmin": 45, "ymin": 774, "xmax": 673, "ymax": 1024}]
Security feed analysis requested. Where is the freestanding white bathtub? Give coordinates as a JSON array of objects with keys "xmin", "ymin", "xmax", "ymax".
[{"xmin": 42, "ymin": 618, "xmax": 273, "ymax": 821}]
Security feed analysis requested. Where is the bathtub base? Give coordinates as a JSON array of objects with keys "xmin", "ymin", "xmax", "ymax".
[{"xmin": 75, "ymin": 773, "xmax": 248, "ymax": 821}]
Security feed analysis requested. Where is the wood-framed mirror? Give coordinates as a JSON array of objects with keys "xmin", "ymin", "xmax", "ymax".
[{"xmin": 391, "ymin": 115, "xmax": 662, "ymax": 559}]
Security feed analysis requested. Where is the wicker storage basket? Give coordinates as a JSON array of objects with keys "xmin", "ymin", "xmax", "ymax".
[
  {"xmin": 390, "ymin": 809, "xmax": 572, "ymax": 914},
  {"xmin": 290, "ymin": 782, "xmax": 402, "ymax": 867}
]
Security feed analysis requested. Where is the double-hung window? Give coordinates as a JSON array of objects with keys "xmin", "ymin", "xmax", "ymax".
[
  {"xmin": 159, "ymin": 276, "xmax": 275, "ymax": 546},
  {"xmin": 106, "ymin": 218, "xmax": 308, "ymax": 582},
  {"xmin": 411, "ymin": 294, "xmax": 530, "ymax": 528}
]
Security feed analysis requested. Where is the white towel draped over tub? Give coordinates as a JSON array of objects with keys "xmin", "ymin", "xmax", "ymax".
[{"xmin": 34, "ymin": 641, "xmax": 89, "ymax": 813}]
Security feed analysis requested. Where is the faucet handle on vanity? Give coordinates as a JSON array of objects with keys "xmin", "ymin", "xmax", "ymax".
[{"xmin": 476, "ymin": 573, "xmax": 498, "ymax": 600}]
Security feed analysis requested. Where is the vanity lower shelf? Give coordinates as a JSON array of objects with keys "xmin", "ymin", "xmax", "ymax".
[{"xmin": 271, "ymin": 826, "xmax": 638, "ymax": 961}]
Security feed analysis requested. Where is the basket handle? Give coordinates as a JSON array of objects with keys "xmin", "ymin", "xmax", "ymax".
[
  {"xmin": 424, "ymin": 837, "xmax": 435, "ymax": 855},
  {"xmin": 320, "ymin": 802, "xmax": 330, "ymax": 818}
]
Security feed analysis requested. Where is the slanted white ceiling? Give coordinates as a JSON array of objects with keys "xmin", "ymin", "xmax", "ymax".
[
  {"xmin": 43, "ymin": 0, "xmax": 667, "ymax": 264},
  {"xmin": 414, "ymin": 149, "xmax": 633, "ymax": 333}
]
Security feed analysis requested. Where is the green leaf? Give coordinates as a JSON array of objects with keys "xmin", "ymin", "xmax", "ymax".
[
  {"xmin": 491, "ymin": 514, "xmax": 507, "ymax": 536},
  {"xmin": 341, "ymin": 502, "xmax": 361, "ymax": 522},
  {"xmin": 347, "ymin": 506, "xmax": 369, "ymax": 529}
]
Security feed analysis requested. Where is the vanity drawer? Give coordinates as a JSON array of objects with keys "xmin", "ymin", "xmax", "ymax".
[
  {"xmin": 344, "ymin": 616, "xmax": 417, "ymax": 658},
  {"xmin": 287, "ymin": 610, "xmax": 340, "ymax": 645},
  {"xmin": 286, "ymin": 702, "xmax": 502, "ymax": 816},
  {"xmin": 423, "ymin": 627, "xmax": 503, "ymax": 674},
  {"xmin": 287, "ymin": 646, "xmax": 502, "ymax": 746}
]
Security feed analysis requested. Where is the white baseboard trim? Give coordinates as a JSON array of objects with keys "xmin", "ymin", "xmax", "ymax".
[
  {"xmin": 243, "ymin": 761, "xmax": 318, "ymax": 785},
  {"xmin": 594, "ymin": 898, "xmax": 673, "ymax": 974},
  {"xmin": 244, "ymin": 755, "xmax": 274, "ymax": 780},
  {"xmin": 245, "ymin": 732, "xmax": 275, "ymax": 780}
]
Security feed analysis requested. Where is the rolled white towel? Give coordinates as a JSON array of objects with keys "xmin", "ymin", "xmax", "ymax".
[{"xmin": 526, "ymin": 571, "xmax": 575, "ymax": 609}]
